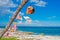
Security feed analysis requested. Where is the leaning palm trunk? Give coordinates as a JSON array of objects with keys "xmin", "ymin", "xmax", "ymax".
[{"xmin": 0, "ymin": 0, "xmax": 28, "ymax": 39}]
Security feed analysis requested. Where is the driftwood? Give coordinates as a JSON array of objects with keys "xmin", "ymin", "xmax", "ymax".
[{"xmin": 0, "ymin": 0, "xmax": 28, "ymax": 39}]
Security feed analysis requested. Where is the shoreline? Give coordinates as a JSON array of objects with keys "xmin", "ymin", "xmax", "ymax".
[
  {"xmin": 0, "ymin": 28, "xmax": 60, "ymax": 36},
  {"xmin": 0, "ymin": 28, "xmax": 60, "ymax": 40}
]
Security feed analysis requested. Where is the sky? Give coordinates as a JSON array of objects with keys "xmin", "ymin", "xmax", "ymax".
[{"xmin": 0, "ymin": 0, "xmax": 60, "ymax": 26}]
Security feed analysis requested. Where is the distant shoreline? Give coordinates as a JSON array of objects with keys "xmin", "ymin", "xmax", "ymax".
[
  {"xmin": 0, "ymin": 26, "xmax": 60, "ymax": 27},
  {"xmin": 0, "ymin": 26, "xmax": 60, "ymax": 36}
]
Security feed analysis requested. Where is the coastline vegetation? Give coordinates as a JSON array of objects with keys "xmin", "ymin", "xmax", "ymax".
[{"xmin": 1, "ymin": 37, "xmax": 17, "ymax": 40}]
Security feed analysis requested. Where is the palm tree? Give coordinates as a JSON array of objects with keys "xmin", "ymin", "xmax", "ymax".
[{"xmin": 0, "ymin": 0, "xmax": 28, "ymax": 39}]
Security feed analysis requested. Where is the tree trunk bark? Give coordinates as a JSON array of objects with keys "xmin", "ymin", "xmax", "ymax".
[{"xmin": 0, "ymin": 0, "xmax": 28, "ymax": 39}]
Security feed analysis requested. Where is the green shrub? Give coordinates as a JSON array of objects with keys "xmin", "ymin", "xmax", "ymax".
[{"xmin": 1, "ymin": 37, "xmax": 17, "ymax": 40}]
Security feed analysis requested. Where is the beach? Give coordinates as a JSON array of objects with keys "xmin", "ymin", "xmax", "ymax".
[
  {"xmin": 5, "ymin": 31, "xmax": 60, "ymax": 40},
  {"xmin": 0, "ymin": 27, "xmax": 60, "ymax": 40},
  {"xmin": 9, "ymin": 32, "xmax": 60, "ymax": 40},
  {"xmin": 0, "ymin": 30, "xmax": 60, "ymax": 40}
]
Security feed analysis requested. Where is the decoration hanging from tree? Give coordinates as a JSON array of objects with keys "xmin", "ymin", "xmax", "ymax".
[{"xmin": 26, "ymin": 6, "xmax": 35, "ymax": 14}]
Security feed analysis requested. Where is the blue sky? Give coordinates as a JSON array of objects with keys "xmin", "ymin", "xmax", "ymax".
[{"xmin": 0, "ymin": 0, "xmax": 60, "ymax": 26}]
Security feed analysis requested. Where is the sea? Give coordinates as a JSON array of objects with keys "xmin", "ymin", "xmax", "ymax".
[{"xmin": 0, "ymin": 26, "xmax": 60, "ymax": 36}]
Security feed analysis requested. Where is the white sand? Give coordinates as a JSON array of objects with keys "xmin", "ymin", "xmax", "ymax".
[
  {"xmin": 0, "ymin": 29, "xmax": 59, "ymax": 40},
  {"xmin": 8, "ymin": 32, "xmax": 60, "ymax": 40}
]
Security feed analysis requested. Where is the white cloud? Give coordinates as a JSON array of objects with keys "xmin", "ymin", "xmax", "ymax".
[
  {"xmin": 0, "ymin": 0, "xmax": 17, "ymax": 7},
  {"xmin": 42, "ymin": 21, "xmax": 60, "ymax": 26},
  {"xmin": 24, "ymin": 16, "xmax": 32, "ymax": 23},
  {"xmin": 19, "ymin": 12, "xmax": 24, "ymax": 16},
  {"xmin": 16, "ymin": 20, "xmax": 42, "ymax": 26},
  {"xmin": 34, "ymin": 20, "xmax": 40, "ymax": 23},
  {"xmin": 16, "ymin": 0, "xmax": 23, "ymax": 4},
  {"xmin": 24, "ymin": 16, "xmax": 30, "ymax": 20},
  {"xmin": 6, "ymin": 9, "xmax": 14, "ymax": 13},
  {"xmin": 30, "ymin": 0, "xmax": 47, "ymax": 7},
  {"xmin": 0, "ymin": 0, "xmax": 9, "ymax": 6},
  {"xmin": 48, "ymin": 16, "xmax": 56, "ymax": 19},
  {"xmin": 35, "ymin": 1, "xmax": 47, "ymax": 7},
  {"xmin": 17, "ymin": 21, "xmax": 22, "ymax": 24},
  {"xmin": 13, "ymin": 12, "xmax": 24, "ymax": 16},
  {"xmin": 0, "ymin": 0, "xmax": 18, "ymax": 17},
  {"xmin": 16, "ymin": 19, "xmax": 60, "ymax": 26},
  {"xmin": 16, "ymin": 16, "xmax": 59, "ymax": 26},
  {"xmin": 30, "ymin": 0, "xmax": 39, "ymax": 3}
]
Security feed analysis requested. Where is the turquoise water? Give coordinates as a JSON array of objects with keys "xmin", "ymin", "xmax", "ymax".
[{"xmin": 0, "ymin": 26, "xmax": 60, "ymax": 35}]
